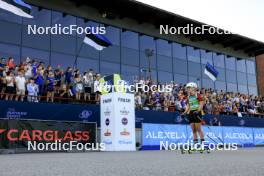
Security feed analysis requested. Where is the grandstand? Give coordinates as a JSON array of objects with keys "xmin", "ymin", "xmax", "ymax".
[{"xmin": 1, "ymin": 0, "xmax": 264, "ymax": 175}]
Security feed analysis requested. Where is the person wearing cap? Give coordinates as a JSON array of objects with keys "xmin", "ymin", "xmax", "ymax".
[{"xmin": 182, "ymin": 82, "xmax": 205, "ymax": 145}]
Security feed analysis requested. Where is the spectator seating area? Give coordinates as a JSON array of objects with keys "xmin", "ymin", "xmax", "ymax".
[{"xmin": 0, "ymin": 57, "xmax": 264, "ymax": 117}]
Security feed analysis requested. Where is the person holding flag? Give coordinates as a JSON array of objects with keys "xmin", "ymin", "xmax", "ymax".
[{"xmin": 182, "ymin": 82, "xmax": 205, "ymax": 145}]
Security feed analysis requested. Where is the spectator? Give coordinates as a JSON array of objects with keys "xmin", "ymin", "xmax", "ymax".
[
  {"xmin": 27, "ymin": 78, "xmax": 39, "ymax": 102},
  {"xmin": 35, "ymin": 69, "xmax": 45, "ymax": 98},
  {"xmin": 74, "ymin": 74, "xmax": 83, "ymax": 101},
  {"xmin": 5, "ymin": 71, "xmax": 15, "ymax": 100},
  {"xmin": 46, "ymin": 72, "xmax": 55, "ymax": 102},
  {"xmin": 59, "ymin": 84, "xmax": 70, "ymax": 104},
  {"xmin": 94, "ymin": 74, "xmax": 101, "ymax": 103},
  {"xmin": 83, "ymin": 70, "xmax": 93, "ymax": 101},
  {"xmin": 15, "ymin": 70, "xmax": 26, "ymax": 101},
  {"xmin": 6, "ymin": 57, "xmax": 15, "ymax": 70},
  {"xmin": 65, "ymin": 67, "xmax": 73, "ymax": 86}
]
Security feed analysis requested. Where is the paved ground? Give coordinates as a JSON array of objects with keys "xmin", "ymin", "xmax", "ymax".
[{"xmin": 0, "ymin": 148, "xmax": 264, "ymax": 176}]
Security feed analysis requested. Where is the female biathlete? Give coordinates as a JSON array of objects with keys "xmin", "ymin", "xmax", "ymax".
[{"xmin": 183, "ymin": 82, "xmax": 205, "ymax": 145}]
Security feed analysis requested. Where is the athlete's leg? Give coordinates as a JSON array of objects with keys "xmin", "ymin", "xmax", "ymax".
[
  {"xmin": 196, "ymin": 123, "xmax": 205, "ymax": 142},
  {"xmin": 191, "ymin": 123, "xmax": 198, "ymax": 143}
]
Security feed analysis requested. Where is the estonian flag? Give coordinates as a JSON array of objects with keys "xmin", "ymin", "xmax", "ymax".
[
  {"xmin": 204, "ymin": 62, "xmax": 219, "ymax": 81},
  {"xmin": 0, "ymin": 0, "xmax": 33, "ymax": 18},
  {"xmin": 83, "ymin": 31, "xmax": 112, "ymax": 51}
]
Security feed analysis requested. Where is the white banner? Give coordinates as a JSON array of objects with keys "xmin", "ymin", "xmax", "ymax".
[{"xmin": 100, "ymin": 92, "xmax": 136, "ymax": 151}]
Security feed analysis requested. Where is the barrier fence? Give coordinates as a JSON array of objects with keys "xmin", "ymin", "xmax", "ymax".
[
  {"xmin": 1, "ymin": 100, "xmax": 264, "ymax": 128},
  {"xmin": 142, "ymin": 123, "xmax": 264, "ymax": 150},
  {"xmin": 0, "ymin": 119, "xmax": 97, "ymax": 151}
]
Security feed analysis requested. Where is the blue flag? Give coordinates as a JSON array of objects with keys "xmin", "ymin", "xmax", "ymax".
[
  {"xmin": 204, "ymin": 62, "xmax": 219, "ymax": 81},
  {"xmin": 0, "ymin": 0, "xmax": 33, "ymax": 18}
]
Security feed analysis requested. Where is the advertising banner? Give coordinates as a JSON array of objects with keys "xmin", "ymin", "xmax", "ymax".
[
  {"xmin": 222, "ymin": 126, "xmax": 254, "ymax": 145},
  {"xmin": 101, "ymin": 92, "xmax": 136, "ymax": 151},
  {"xmin": 142, "ymin": 123, "xmax": 188, "ymax": 149},
  {"xmin": 142, "ymin": 123, "xmax": 263, "ymax": 150},
  {"xmin": 253, "ymin": 128, "xmax": 264, "ymax": 145},
  {"xmin": 202, "ymin": 126, "xmax": 224, "ymax": 144},
  {"xmin": 0, "ymin": 119, "xmax": 96, "ymax": 151}
]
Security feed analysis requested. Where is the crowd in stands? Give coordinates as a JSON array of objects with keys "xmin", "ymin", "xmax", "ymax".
[{"xmin": 0, "ymin": 57, "xmax": 264, "ymax": 117}]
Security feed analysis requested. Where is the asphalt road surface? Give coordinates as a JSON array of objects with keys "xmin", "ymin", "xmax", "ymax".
[{"xmin": 0, "ymin": 148, "xmax": 263, "ymax": 176}]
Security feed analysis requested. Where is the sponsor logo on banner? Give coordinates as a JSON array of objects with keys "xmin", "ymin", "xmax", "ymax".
[
  {"xmin": 120, "ymin": 117, "xmax": 130, "ymax": 136},
  {"xmin": 79, "ymin": 110, "xmax": 92, "ymax": 121},
  {"xmin": 6, "ymin": 108, "xmax": 27, "ymax": 119},
  {"xmin": 0, "ymin": 129, "xmax": 90, "ymax": 141},
  {"xmin": 104, "ymin": 107, "xmax": 111, "ymax": 116},
  {"xmin": 104, "ymin": 118, "xmax": 111, "ymax": 136},
  {"xmin": 120, "ymin": 107, "xmax": 129, "ymax": 115}
]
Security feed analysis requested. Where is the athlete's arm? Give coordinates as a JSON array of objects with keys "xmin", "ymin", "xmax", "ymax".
[{"xmin": 197, "ymin": 94, "xmax": 204, "ymax": 112}]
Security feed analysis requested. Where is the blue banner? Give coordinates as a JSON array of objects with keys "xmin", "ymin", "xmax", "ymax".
[
  {"xmin": 253, "ymin": 128, "xmax": 264, "ymax": 145},
  {"xmin": 202, "ymin": 126, "xmax": 224, "ymax": 144},
  {"xmin": 142, "ymin": 123, "xmax": 188, "ymax": 149},
  {"xmin": 142, "ymin": 124, "xmax": 263, "ymax": 150},
  {"xmin": 222, "ymin": 127, "xmax": 254, "ymax": 145},
  {"xmin": 1, "ymin": 100, "xmax": 264, "ymax": 128}
]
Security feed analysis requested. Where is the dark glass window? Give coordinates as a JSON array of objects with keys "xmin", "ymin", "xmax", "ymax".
[
  {"xmin": 158, "ymin": 71, "xmax": 173, "ymax": 84},
  {"xmin": 77, "ymin": 57, "xmax": 99, "ymax": 73},
  {"xmin": 0, "ymin": 8, "xmax": 22, "ymax": 24},
  {"xmin": 225, "ymin": 57, "xmax": 236, "ymax": 70},
  {"xmin": 51, "ymin": 34, "xmax": 76, "ymax": 55},
  {"xmin": 201, "ymin": 50, "xmax": 213, "ymax": 65},
  {"xmin": 213, "ymin": 53, "xmax": 225, "ymax": 68},
  {"xmin": 21, "ymin": 47, "xmax": 50, "ymax": 65},
  {"xmin": 121, "ymin": 65, "xmax": 139, "ymax": 83},
  {"xmin": 215, "ymin": 81, "xmax": 226, "ymax": 92},
  {"xmin": 121, "ymin": 48, "xmax": 139, "ymax": 66},
  {"xmin": 248, "ymin": 86, "xmax": 258, "ymax": 95},
  {"xmin": 188, "ymin": 62, "xmax": 201, "ymax": 77},
  {"xmin": 237, "ymin": 72, "xmax": 247, "ymax": 84},
  {"xmin": 100, "ymin": 61, "xmax": 120, "ymax": 75},
  {"xmin": 140, "ymin": 51, "xmax": 157, "ymax": 69},
  {"xmin": 173, "ymin": 43, "xmax": 186, "ymax": 60},
  {"xmin": 202, "ymin": 79, "xmax": 214, "ymax": 89},
  {"xmin": 226, "ymin": 70, "xmax": 237, "ymax": 83},
  {"xmin": 157, "ymin": 39, "xmax": 171, "ymax": 57},
  {"xmin": 0, "ymin": 43, "xmax": 20, "ymax": 64},
  {"xmin": 246, "ymin": 60, "xmax": 256, "ymax": 75},
  {"xmin": 50, "ymin": 52, "xmax": 75, "ymax": 70},
  {"xmin": 227, "ymin": 83, "xmax": 237, "ymax": 92},
  {"xmin": 121, "ymin": 31, "xmax": 139, "ymax": 50},
  {"xmin": 174, "ymin": 74, "xmax": 187, "ymax": 84},
  {"xmin": 238, "ymin": 85, "xmax": 248, "ymax": 94},
  {"xmin": 247, "ymin": 74, "xmax": 257, "ymax": 86},
  {"xmin": 101, "ymin": 45, "xmax": 121, "ymax": 63},
  {"xmin": 157, "ymin": 55, "xmax": 172, "ymax": 72},
  {"xmin": 187, "ymin": 46, "xmax": 200, "ymax": 63},
  {"xmin": 0, "ymin": 21, "xmax": 21, "ymax": 45},
  {"xmin": 105, "ymin": 26, "xmax": 120, "ymax": 46},
  {"xmin": 236, "ymin": 59, "xmax": 246, "ymax": 72},
  {"xmin": 173, "ymin": 59, "xmax": 187, "ymax": 75},
  {"xmin": 140, "ymin": 35, "xmax": 156, "ymax": 52}
]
